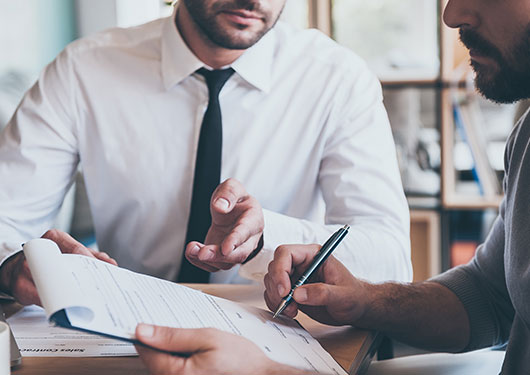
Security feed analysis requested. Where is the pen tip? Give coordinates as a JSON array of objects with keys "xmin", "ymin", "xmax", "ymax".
[
  {"xmin": 273, "ymin": 300, "xmax": 287, "ymax": 319},
  {"xmin": 343, "ymin": 224, "xmax": 350, "ymax": 230}
]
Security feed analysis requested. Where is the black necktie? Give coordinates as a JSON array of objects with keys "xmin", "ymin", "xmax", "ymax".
[{"xmin": 178, "ymin": 68, "xmax": 235, "ymax": 283}]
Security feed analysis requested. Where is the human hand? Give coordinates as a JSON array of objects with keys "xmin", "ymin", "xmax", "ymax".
[
  {"xmin": 185, "ymin": 178, "xmax": 264, "ymax": 272},
  {"xmin": 263, "ymin": 244, "xmax": 370, "ymax": 326},
  {"xmin": 135, "ymin": 324, "xmax": 301, "ymax": 375},
  {"xmin": 0, "ymin": 229, "xmax": 117, "ymax": 305}
]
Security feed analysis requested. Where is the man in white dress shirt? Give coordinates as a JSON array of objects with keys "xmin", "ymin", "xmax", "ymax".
[{"xmin": 0, "ymin": 0, "xmax": 411, "ymax": 304}]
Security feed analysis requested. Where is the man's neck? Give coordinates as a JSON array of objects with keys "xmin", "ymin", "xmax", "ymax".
[{"xmin": 176, "ymin": 3, "xmax": 244, "ymax": 69}]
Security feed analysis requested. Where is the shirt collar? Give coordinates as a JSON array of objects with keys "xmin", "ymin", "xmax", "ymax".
[
  {"xmin": 231, "ymin": 28, "xmax": 274, "ymax": 93},
  {"xmin": 161, "ymin": 7, "xmax": 203, "ymax": 90},
  {"xmin": 161, "ymin": 6, "xmax": 275, "ymax": 93}
]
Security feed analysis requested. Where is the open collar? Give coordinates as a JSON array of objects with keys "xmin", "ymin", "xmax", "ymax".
[
  {"xmin": 160, "ymin": 6, "xmax": 275, "ymax": 93},
  {"xmin": 160, "ymin": 7, "xmax": 203, "ymax": 90},
  {"xmin": 231, "ymin": 28, "xmax": 274, "ymax": 93}
]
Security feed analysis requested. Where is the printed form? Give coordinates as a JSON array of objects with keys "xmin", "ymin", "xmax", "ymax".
[
  {"xmin": 24, "ymin": 240, "xmax": 347, "ymax": 374},
  {"xmin": 7, "ymin": 305, "xmax": 136, "ymax": 357}
]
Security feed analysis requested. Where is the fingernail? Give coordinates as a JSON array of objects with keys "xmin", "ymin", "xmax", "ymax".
[
  {"xmin": 189, "ymin": 245, "xmax": 200, "ymax": 256},
  {"xmin": 295, "ymin": 288, "xmax": 307, "ymax": 302},
  {"xmin": 278, "ymin": 284, "xmax": 285, "ymax": 296},
  {"xmin": 215, "ymin": 198, "xmax": 230, "ymax": 211},
  {"xmin": 137, "ymin": 324, "xmax": 154, "ymax": 338}
]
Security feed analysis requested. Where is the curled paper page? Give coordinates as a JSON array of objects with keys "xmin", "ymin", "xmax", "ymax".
[{"xmin": 23, "ymin": 239, "xmax": 94, "ymax": 322}]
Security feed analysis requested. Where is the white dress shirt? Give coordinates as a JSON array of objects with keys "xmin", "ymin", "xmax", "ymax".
[{"xmin": 0, "ymin": 11, "xmax": 412, "ymax": 284}]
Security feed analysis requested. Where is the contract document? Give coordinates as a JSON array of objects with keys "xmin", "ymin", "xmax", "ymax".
[
  {"xmin": 7, "ymin": 305, "xmax": 136, "ymax": 357},
  {"xmin": 24, "ymin": 239, "xmax": 347, "ymax": 375}
]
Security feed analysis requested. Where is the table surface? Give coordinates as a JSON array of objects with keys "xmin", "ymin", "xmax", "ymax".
[{"xmin": 9, "ymin": 284, "xmax": 378, "ymax": 375}]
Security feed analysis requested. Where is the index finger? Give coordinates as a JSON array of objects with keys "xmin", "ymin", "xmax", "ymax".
[
  {"xmin": 135, "ymin": 344, "xmax": 185, "ymax": 375},
  {"xmin": 41, "ymin": 229, "xmax": 94, "ymax": 258},
  {"xmin": 40, "ymin": 230, "xmax": 118, "ymax": 265},
  {"xmin": 136, "ymin": 324, "xmax": 218, "ymax": 353},
  {"xmin": 266, "ymin": 244, "xmax": 321, "ymax": 299},
  {"xmin": 221, "ymin": 216, "xmax": 262, "ymax": 256}
]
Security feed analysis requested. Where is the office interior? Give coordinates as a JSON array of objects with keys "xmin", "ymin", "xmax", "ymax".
[{"xmin": 0, "ymin": 0, "xmax": 525, "ymax": 365}]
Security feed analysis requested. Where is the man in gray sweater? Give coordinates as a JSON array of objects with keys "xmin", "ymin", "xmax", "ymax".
[{"xmin": 133, "ymin": 0, "xmax": 530, "ymax": 373}]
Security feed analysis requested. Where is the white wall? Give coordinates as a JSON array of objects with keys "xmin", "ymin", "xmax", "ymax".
[
  {"xmin": 75, "ymin": 0, "xmax": 118, "ymax": 37},
  {"xmin": 0, "ymin": 0, "xmax": 76, "ymax": 74},
  {"xmin": 75, "ymin": 0, "xmax": 172, "ymax": 37}
]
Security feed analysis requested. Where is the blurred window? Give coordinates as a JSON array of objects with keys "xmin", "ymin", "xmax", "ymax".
[{"xmin": 332, "ymin": 0, "xmax": 439, "ymax": 81}]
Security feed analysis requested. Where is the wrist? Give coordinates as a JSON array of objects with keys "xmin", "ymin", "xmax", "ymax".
[
  {"xmin": 242, "ymin": 234, "xmax": 264, "ymax": 264},
  {"xmin": 355, "ymin": 282, "xmax": 403, "ymax": 330},
  {"xmin": 348, "ymin": 280, "xmax": 378, "ymax": 327},
  {"xmin": 0, "ymin": 252, "xmax": 22, "ymax": 294}
]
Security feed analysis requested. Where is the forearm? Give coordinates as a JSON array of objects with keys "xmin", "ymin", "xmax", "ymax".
[{"xmin": 358, "ymin": 281, "xmax": 470, "ymax": 352}]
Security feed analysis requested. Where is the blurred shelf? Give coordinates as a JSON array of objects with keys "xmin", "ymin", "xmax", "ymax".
[
  {"xmin": 407, "ymin": 195, "xmax": 441, "ymax": 210},
  {"xmin": 382, "ymin": 78, "xmax": 469, "ymax": 89},
  {"xmin": 442, "ymin": 193, "xmax": 503, "ymax": 210},
  {"xmin": 410, "ymin": 209, "xmax": 441, "ymax": 281},
  {"xmin": 382, "ymin": 79, "xmax": 439, "ymax": 88},
  {"xmin": 378, "ymin": 68, "xmax": 439, "ymax": 87}
]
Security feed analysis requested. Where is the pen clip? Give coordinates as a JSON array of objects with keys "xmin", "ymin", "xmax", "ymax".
[
  {"xmin": 318, "ymin": 232, "xmax": 339, "ymax": 253},
  {"xmin": 318, "ymin": 225, "xmax": 348, "ymax": 254}
]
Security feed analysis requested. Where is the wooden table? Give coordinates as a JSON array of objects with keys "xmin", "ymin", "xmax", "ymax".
[{"xmin": 9, "ymin": 284, "xmax": 379, "ymax": 375}]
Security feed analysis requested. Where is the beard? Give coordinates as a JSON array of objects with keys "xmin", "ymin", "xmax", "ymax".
[
  {"xmin": 182, "ymin": 0, "xmax": 284, "ymax": 50},
  {"xmin": 460, "ymin": 26, "xmax": 530, "ymax": 103}
]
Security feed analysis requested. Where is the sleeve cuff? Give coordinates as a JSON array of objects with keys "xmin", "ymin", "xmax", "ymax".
[
  {"xmin": 0, "ymin": 248, "xmax": 23, "ymax": 296},
  {"xmin": 261, "ymin": 209, "xmax": 301, "ymax": 252},
  {"xmin": 430, "ymin": 267, "xmax": 499, "ymax": 351},
  {"xmin": 238, "ymin": 247, "xmax": 274, "ymax": 282},
  {"xmin": 0, "ymin": 248, "xmax": 23, "ymax": 269}
]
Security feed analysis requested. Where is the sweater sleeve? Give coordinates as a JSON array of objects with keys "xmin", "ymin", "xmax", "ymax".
[
  {"xmin": 431, "ymin": 205, "xmax": 514, "ymax": 351},
  {"xmin": 430, "ymin": 125, "xmax": 521, "ymax": 352}
]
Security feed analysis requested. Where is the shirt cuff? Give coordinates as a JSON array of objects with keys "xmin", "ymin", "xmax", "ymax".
[
  {"xmin": 261, "ymin": 209, "xmax": 299, "ymax": 252},
  {"xmin": 430, "ymin": 267, "xmax": 499, "ymax": 351},
  {"xmin": 260, "ymin": 209, "xmax": 341, "ymax": 251},
  {"xmin": 0, "ymin": 243, "xmax": 24, "ymax": 269},
  {"xmin": 238, "ymin": 209, "xmax": 315, "ymax": 282},
  {"xmin": 238, "ymin": 247, "xmax": 274, "ymax": 282},
  {"xmin": 0, "ymin": 246, "xmax": 23, "ymax": 296}
]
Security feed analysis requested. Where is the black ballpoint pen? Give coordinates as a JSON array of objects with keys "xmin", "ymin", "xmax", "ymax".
[{"xmin": 273, "ymin": 224, "xmax": 350, "ymax": 319}]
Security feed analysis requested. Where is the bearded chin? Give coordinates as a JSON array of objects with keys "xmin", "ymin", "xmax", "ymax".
[
  {"xmin": 472, "ymin": 61, "xmax": 507, "ymax": 103},
  {"xmin": 471, "ymin": 26, "xmax": 530, "ymax": 103},
  {"xmin": 472, "ymin": 59, "xmax": 530, "ymax": 104}
]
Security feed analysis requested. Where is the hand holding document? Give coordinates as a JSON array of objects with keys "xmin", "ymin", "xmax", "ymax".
[{"xmin": 24, "ymin": 239, "xmax": 347, "ymax": 374}]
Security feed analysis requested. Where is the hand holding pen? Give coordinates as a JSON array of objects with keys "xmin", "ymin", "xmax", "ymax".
[
  {"xmin": 264, "ymin": 231, "xmax": 372, "ymax": 326},
  {"xmin": 268, "ymin": 225, "xmax": 350, "ymax": 319}
]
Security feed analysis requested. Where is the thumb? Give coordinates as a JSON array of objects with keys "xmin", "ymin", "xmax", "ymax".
[
  {"xmin": 212, "ymin": 196, "xmax": 232, "ymax": 214},
  {"xmin": 211, "ymin": 179, "xmax": 247, "ymax": 215},
  {"xmin": 136, "ymin": 324, "xmax": 214, "ymax": 354},
  {"xmin": 292, "ymin": 283, "xmax": 340, "ymax": 307}
]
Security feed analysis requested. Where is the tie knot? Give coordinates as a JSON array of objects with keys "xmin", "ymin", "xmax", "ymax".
[{"xmin": 197, "ymin": 68, "xmax": 235, "ymax": 96}]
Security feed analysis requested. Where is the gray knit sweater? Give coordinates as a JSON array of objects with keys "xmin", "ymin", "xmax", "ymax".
[{"xmin": 433, "ymin": 109, "xmax": 530, "ymax": 374}]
